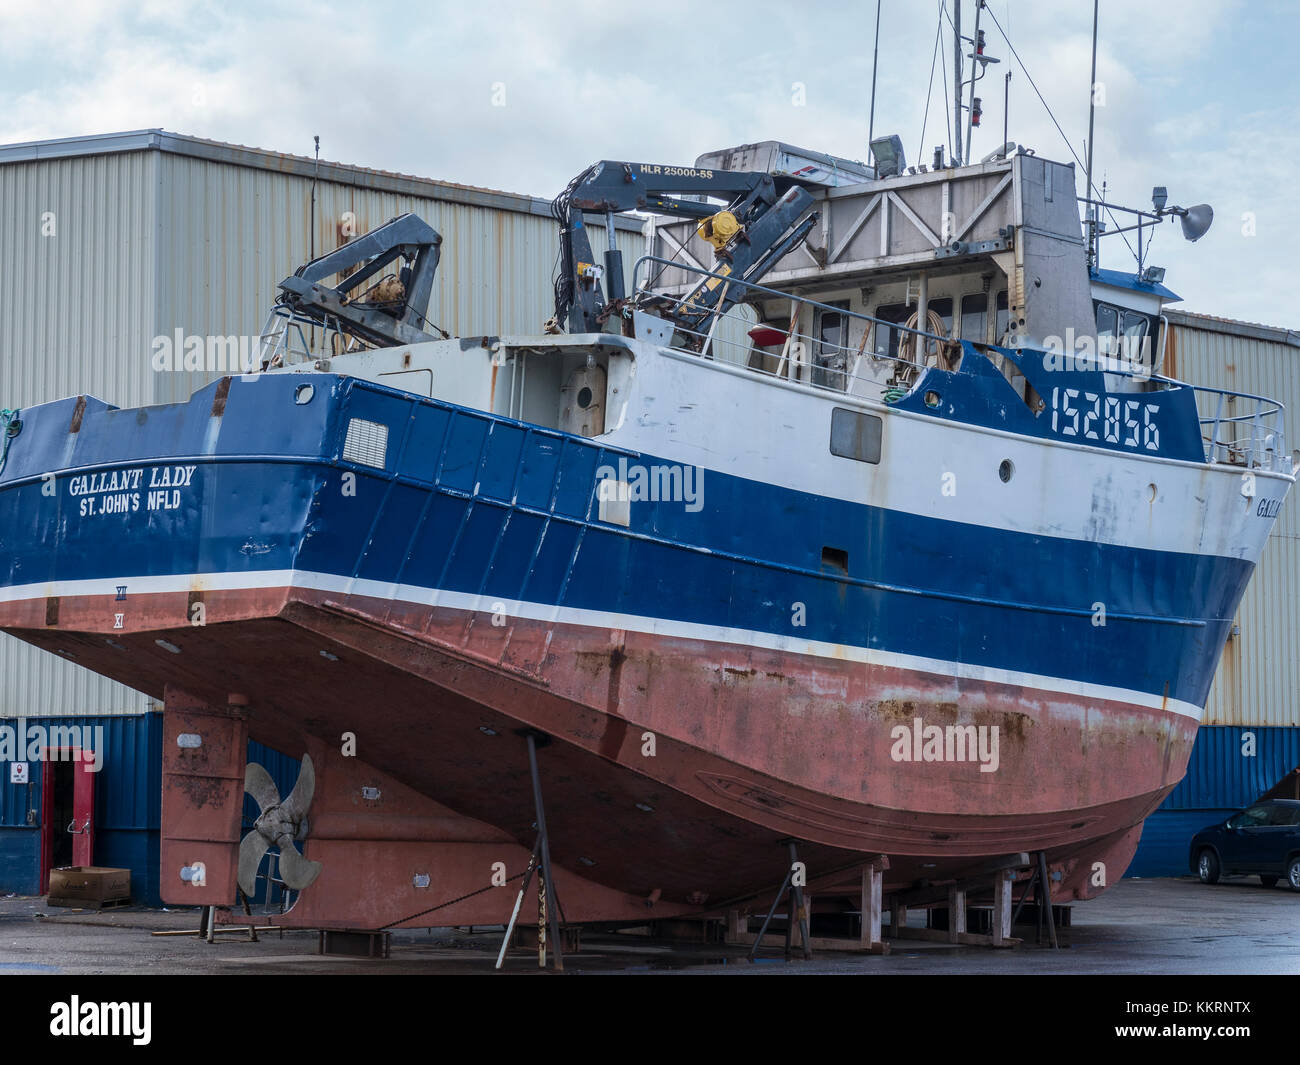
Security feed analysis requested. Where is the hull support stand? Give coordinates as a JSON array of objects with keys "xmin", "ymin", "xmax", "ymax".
[
  {"xmin": 748, "ymin": 839, "xmax": 813, "ymax": 962},
  {"xmin": 1010, "ymin": 850, "xmax": 1059, "ymax": 949},
  {"xmin": 495, "ymin": 730, "xmax": 566, "ymax": 971}
]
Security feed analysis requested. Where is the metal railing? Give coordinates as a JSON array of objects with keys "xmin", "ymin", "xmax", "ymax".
[
  {"xmin": 631, "ymin": 254, "xmax": 958, "ymax": 392},
  {"xmin": 629, "ymin": 256, "xmax": 1292, "ymax": 473},
  {"xmin": 1193, "ymin": 384, "xmax": 1288, "ymax": 473},
  {"xmin": 255, "ymin": 305, "xmax": 365, "ymax": 368}
]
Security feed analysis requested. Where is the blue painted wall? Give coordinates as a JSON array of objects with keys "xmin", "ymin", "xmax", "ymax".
[
  {"xmin": 1161, "ymin": 726, "xmax": 1300, "ymax": 810},
  {"xmin": 0, "ymin": 830, "xmax": 40, "ymax": 895},
  {"xmin": 1, "ymin": 713, "xmax": 163, "ymax": 830},
  {"xmin": 1127, "ymin": 809, "xmax": 1236, "ymax": 878},
  {"xmin": 0, "ymin": 714, "xmax": 298, "ymax": 905},
  {"xmin": 1127, "ymin": 726, "xmax": 1300, "ymax": 878},
  {"xmin": 0, "ymin": 713, "xmax": 163, "ymax": 897}
]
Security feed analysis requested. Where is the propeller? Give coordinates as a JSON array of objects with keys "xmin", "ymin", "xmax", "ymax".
[{"xmin": 237, "ymin": 754, "xmax": 323, "ymax": 899}]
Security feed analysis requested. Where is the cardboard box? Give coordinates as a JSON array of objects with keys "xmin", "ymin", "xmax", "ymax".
[{"xmin": 47, "ymin": 866, "xmax": 131, "ymax": 904}]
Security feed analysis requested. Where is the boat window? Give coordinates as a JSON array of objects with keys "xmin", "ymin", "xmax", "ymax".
[
  {"xmin": 929, "ymin": 298, "xmax": 954, "ymax": 338},
  {"xmin": 874, "ymin": 299, "xmax": 953, "ymax": 357},
  {"xmin": 995, "ymin": 291, "xmax": 1009, "ymax": 344},
  {"xmin": 813, "ymin": 301, "xmax": 851, "ymax": 390},
  {"xmin": 1095, "ymin": 302, "xmax": 1119, "ymax": 357},
  {"xmin": 960, "ymin": 293, "xmax": 987, "ymax": 343},
  {"xmin": 873, "ymin": 303, "xmax": 913, "ymax": 358},
  {"xmin": 1119, "ymin": 310, "xmax": 1151, "ymax": 368}
]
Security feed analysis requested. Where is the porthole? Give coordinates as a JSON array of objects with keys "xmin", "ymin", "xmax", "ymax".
[
  {"xmin": 294, "ymin": 383, "xmax": 315, "ymax": 405},
  {"xmin": 998, "ymin": 459, "xmax": 1014, "ymax": 483},
  {"xmin": 924, "ymin": 390, "xmax": 941, "ymax": 408},
  {"xmin": 577, "ymin": 386, "xmax": 593, "ymax": 409}
]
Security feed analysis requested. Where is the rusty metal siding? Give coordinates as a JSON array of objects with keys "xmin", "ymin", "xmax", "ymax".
[
  {"xmin": 0, "ymin": 149, "xmax": 160, "ymax": 717},
  {"xmin": 152, "ymin": 153, "xmax": 644, "ymax": 405},
  {"xmin": 1167, "ymin": 314, "xmax": 1300, "ymax": 727}
]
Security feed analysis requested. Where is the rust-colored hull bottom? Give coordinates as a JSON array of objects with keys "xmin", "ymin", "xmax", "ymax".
[{"xmin": 1, "ymin": 585, "xmax": 1189, "ymax": 927}]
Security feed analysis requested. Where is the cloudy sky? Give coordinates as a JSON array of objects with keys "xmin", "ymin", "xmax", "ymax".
[{"xmin": 2, "ymin": 0, "xmax": 1296, "ymax": 328}]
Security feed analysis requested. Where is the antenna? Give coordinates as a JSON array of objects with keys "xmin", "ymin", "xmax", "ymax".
[
  {"xmin": 1085, "ymin": 0, "xmax": 1099, "ymax": 267},
  {"xmin": 868, "ymin": 0, "xmax": 882, "ymax": 151},
  {"xmin": 310, "ymin": 135, "xmax": 321, "ymax": 261},
  {"xmin": 963, "ymin": 1, "xmax": 1000, "ymax": 162},
  {"xmin": 952, "ymin": 0, "xmax": 963, "ymax": 165},
  {"xmin": 1003, "ymin": 69, "xmax": 1012, "ymax": 157}
]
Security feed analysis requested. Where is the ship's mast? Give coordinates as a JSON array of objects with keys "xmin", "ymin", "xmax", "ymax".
[
  {"xmin": 963, "ymin": 0, "xmax": 984, "ymax": 162},
  {"xmin": 952, "ymin": 0, "xmax": 963, "ymax": 165},
  {"xmin": 1084, "ymin": 0, "xmax": 1100, "ymax": 267}
]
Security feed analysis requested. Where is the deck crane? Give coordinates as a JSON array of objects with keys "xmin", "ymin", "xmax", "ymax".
[
  {"xmin": 274, "ymin": 213, "xmax": 444, "ymax": 350},
  {"xmin": 551, "ymin": 161, "xmax": 819, "ymax": 339}
]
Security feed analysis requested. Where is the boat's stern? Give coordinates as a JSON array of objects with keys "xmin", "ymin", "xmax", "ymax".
[{"xmin": 0, "ymin": 372, "xmax": 372, "ymax": 650}]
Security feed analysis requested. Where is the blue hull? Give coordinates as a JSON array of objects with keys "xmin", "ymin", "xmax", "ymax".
[{"xmin": 0, "ymin": 372, "xmax": 1253, "ymax": 709}]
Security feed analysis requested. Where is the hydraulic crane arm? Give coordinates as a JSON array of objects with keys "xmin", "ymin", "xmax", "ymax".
[
  {"xmin": 276, "ymin": 213, "xmax": 443, "ymax": 349},
  {"xmin": 552, "ymin": 161, "xmax": 818, "ymax": 336}
]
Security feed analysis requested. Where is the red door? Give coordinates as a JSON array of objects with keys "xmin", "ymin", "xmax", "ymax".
[
  {"xmin": 72, "ymin": 750, "xmax": 95, "ymax": 867},
  {"xmin": 41, "ymin": 749, "xmax": 96, "ymax": 888}
]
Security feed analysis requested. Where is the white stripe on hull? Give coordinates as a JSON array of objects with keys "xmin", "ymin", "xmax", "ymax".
[{"xmin": 0, "ymin": 568, "xmax": 1205, "ymax": 722}]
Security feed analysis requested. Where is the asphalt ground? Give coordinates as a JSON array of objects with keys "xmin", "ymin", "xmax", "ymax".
[{"xmin": 1, "ymin": 874, "xmax": 1296, "ymax": 976}]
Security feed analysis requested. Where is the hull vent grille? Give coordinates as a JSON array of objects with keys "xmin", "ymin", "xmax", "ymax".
[{"xmin": 343, "ymin": 418, "xmax": 389, "ymax": 469}]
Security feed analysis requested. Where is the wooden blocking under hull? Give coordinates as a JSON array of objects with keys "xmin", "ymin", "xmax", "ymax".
[
  {"xmin": 318, "ymin": 929, "xmax": 391, "ymax": 958},
  {"xmin": 160, "ymin": 686, "xmax": 249, "ymax": 906},
  {"xmin": 860, "ymin": 858, "xmax": 888, "ymax": 954},
  {"xmin": 991, "ymin": 869, "xmax": 1015, "ymax": 947},
  {"xmin": 723, "ymin": 857, "xmax": 891, "ymax": 955},
  {"xmin": 888, "ymin": 857, "xmax": 1029, "ymax": 949}
]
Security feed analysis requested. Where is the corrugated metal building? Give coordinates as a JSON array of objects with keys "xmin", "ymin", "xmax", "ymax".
[
  {"xmin": 1163, "ymin": 311, "xmax": 1300, "ymax": 728},
  {"xmin": 1130, "ymin": 310, "xmax": 1300, "ymax": 877},
  {"xmin": 0, "ymin": 129, "xmax": 644, "ymax": 901}
]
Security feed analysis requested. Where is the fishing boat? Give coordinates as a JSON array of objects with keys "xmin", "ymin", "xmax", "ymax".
[{"xmin": 0, "ymin": 7, "xmax": 1290, "ymax": 946}]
